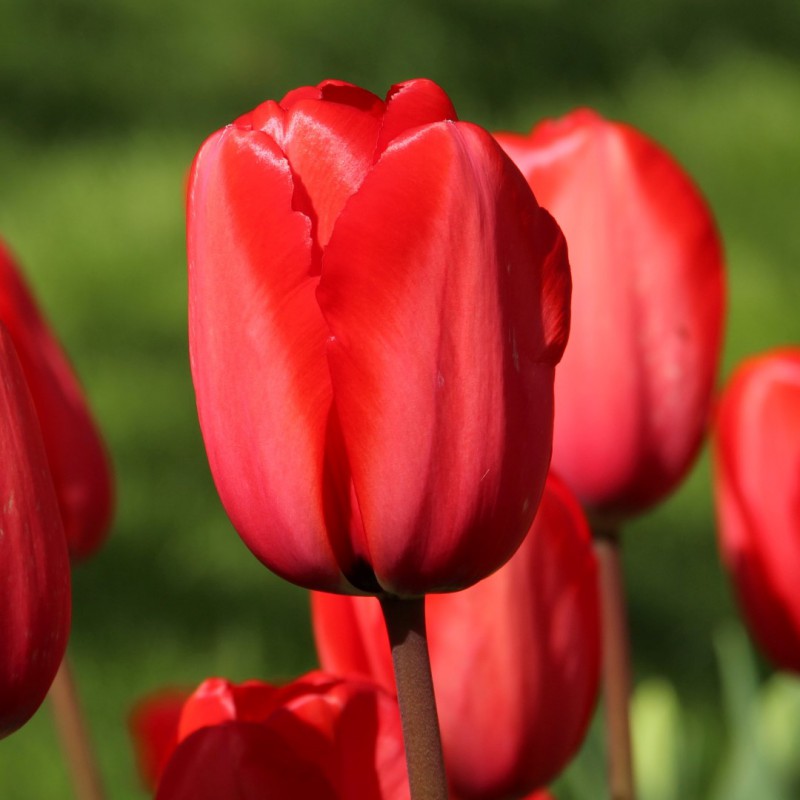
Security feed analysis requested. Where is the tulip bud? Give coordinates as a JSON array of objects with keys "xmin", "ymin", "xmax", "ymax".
[
  {"xmin": 713, "ymin": 349, "xmax": 800, "ymax": 674},
  {"xmin": 496, "ymin": 110, "xmax": 724, "ymax": 522},
  {"xmin": 188, "ymin": 79, "xmax": 570, "ymax": 596},
  {"xmin": 130, "ymin": 672, "xmax": 409, "ymax": 800},
  {"xmin": 0, "ymin": 240, "xmax": 113, "ymax": 559},
  {"xmin": 0, "ymin": 321, "xmax": 71, "ymax": 738},
  {"xmin": 312, "ymin": 473, "xmax": 601, "ymax": 798}
]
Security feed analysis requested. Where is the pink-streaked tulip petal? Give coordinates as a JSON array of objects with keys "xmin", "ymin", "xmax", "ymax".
[
  {"xmin": 0, "ymin": 241, "xmax": 113, "ymax": 559},
  {"xmin": 714, "ymin": 349, "xmax": 800, "ymax": 673},
  {"xmin": 497, "ymin": 109, "xmax": 724, "ymax": 520},
  {"xmin": 189, "ymin": 126, "xmax": 361, "ymax": 592},
  {"xmin": 0, "ymin": 322, "xmax": 70, "ymax": 738},
  {"xmin": 318, "ymin": 121, "xmax": 570, "ymax": 595},
  {"xmin": 376, "ymin": 79, "xmax": 458, "ymax": 157},
  {"xmin": 129, "ymin": 689, "xmax": 189, "ymax": 790},
  {"xmin": 156, "ymin": 722, "xmax": 338, "ymax": 800},
  {"xmin": 312, "ymin": 474, "xmax": 599, "ymax": 797}
]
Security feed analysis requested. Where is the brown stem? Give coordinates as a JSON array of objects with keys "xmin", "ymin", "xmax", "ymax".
[
  {"xmin": 380, "ymin": 595, "xmax": 449, "ymax": 800},
  {"xmin": 49, "ymin": 655, "xmax": 106, "ymax": 800},
  {"xmin": 594, "ymin": 527, "xmax": 636, "ymax": 800}
]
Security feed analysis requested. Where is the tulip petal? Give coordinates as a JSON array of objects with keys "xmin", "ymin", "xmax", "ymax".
[
  {"xmin": 318, "ymin": 121, "xmax": 569, "ymax": 594},
  {"xmin": 156, "ymin": 722, "xmax": 338, "ymax": 800},
  {"xmin": 0, "ymin": 322, "xmax": 70, "ymax": 738},
  {"xmin": 714, "ymin": 351, "xmax": 800, "ymax": 672},
  {"xmin": 0, "ymin": 241, "xmax": 113, "ymax": 559},
  {"xmin": 188, "ymin": 126, "xmax": 356, "ymax": 591},
  {"xmin": 129, "ymin": 689, "xmax": 188, "ymax": 790},
  {"xmin": 499, "ymin": 110, "xmax": 724, "ymax": 517},
  {"xmin": 376, "ymin": 79, "xmax": 458, "ymax": 156},
  {"xmin": 281, "ymin": 92, "xmax": 384, "ymax": 250}
]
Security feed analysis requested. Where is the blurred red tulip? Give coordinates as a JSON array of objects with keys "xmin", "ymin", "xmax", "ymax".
[
  {"xmin": 496, "ymin": 109, "xmax": 724, "ymax": 522},
  {"xmin": 714, "ymin": 349, "xmax": 800, "ymax": 673},
  {"xmin": 130, "ymin": 671, "xmax": 409, "ymax": 800},
  {"xmin": 0, "ymin": 321, "xmax": 71, "ymax": 738},
  {"xmin": 313, "ymin": 473, "xmax": 600, "ymax": 799},
  {"xmin": 188, "ymin": 78, "xmax": 571, "ymax": 597},
  {"xmin": 0, "ymin": 240, "xmax": 113, "ymax": 559}
]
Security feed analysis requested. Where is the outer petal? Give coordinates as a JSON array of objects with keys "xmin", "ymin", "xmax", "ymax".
[
  {"xmin": 0, "ymin": 240, "xmax": 113, "ymax": 559},
  {"xmin": 156, "ymin": 722, "xmax": 338, "ymax": 800},
  {"xmin": 312, "ymin": 474, "xmax": 600, "ymax": 797},
  {"xmin": 188, "ymin": 126, "xmax": 357, "ymax": 591},
  {"xmin": 318, "ymin": 121, "xmax": 570, "ymax": 595},
  {"xmin": 714, "ymin": 349, "xmax": 800, "ymax": 673},
  {"xmin": 498, "ymin": 109, "xmax": 724, "ymax": 520},
  {"xmin": 269, "ymin": 676, "xmax": 409, "ymax": 800},
  {"xmin": 0, "ymin": 322, "xmax": 71, "ymax": 738},
  {"xmin": 129, "ymin": 689, "xmax": 189, "ymax": 790}
]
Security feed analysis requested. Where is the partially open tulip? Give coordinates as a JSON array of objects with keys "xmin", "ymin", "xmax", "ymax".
[
  {"xmin": 188, "ymin": 79, "xmax": 570, "ymax": 596},
  {"xmin": 130, "ymin": 671, "xmax": 409, "ymax": 800},
  {"xmin": 0, "ymin": 322, "xmax": 71, "ymax": 738},
  {"xmin": 496, "ymin": 110, "xmax": 724, "ymax": 522},
  {"xmin": 313, "ymin": 473, "xmax": 601, "ymax": 798},
  {"xmin": 714, "ymin": 349, "xmax": 800, "ymax": 674},
  {"xmin": 0, "ymin": 240, "xmax": 113, "ymax": 558}
]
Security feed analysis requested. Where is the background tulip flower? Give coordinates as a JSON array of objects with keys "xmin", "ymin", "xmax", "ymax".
[
  {"xmin": 0, "ymin": 321, "xmax": 71, "ymax": 738},
  {"xmin": 0, "ymin": 240, "xmax": 113, "ymax": 559},
  {"xmin": 714, "ymin": 349, "xmax": 800, "ymax": 674},
  {"xmin": 496, "ymin": 109, "xmax": 724, "ymax": 521},
  {"xmin": 312, "ymin": 473, "xmax": 601, "ymax": 799},
  {"xmin": 130, "ymin": 671, "xmax": 409, "ymax": 800},
  {"xmin": 188, "ymin": 78, "xmax": 571, "ymax": 597}
]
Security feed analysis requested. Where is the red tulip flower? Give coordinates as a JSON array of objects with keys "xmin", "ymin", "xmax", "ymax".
[
  {"xmin": 0, "ymin": 240, "xmax": 113, "ymax": 559},
  {"xmin": 714, "ymin": 349, "xmax": 800, "ymax": 674},
  {"xmin": 130, "ymin": 671, "xmax": 409, "ymax": 800},
  {"xmin": 188, "ymin": 78, "xmax": 571, "ymax": 597},
  {"xmin": 312, "ymin": 473, "xmax": 601, "ymax": 798},
  {"xmin": 496, "ymin": 110, "xmax": 724, "ymax": 521},
  {"xmin": 0, "ymin": 322, "xmax": 71, "ymax": 738}
]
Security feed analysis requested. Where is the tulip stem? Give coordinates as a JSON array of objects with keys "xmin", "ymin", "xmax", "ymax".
[
  {"xmin": 594, "ymin": 526, "xmax": 637, "ymax": 800},
  {"xmin": 49, "ymin": 654, "xmax": 106, "ymax": 800},
  {"xmin": 380, "ymin": 595, "xmax": 449, "ymax": 800}
]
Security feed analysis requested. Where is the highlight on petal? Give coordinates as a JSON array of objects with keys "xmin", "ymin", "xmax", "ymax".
[
  {"xmin": 188, "ymin": 126, "xmax": 354, "ymax": 592},
  {"xmin": 318, "ymin": 120, "xmax": 570, "ymax": 594}
]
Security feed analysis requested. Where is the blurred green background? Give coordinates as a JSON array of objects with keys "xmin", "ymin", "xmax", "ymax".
[{"xmin": 1, "ymin": 0, "xmax": 800, "ymax": 797}]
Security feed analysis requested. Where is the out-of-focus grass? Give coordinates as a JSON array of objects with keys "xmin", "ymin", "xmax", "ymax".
[{"xmin": 0, "ymin": 13, "xmax": 799, "ymax": 800}]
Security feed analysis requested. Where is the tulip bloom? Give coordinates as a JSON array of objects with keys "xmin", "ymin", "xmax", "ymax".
[
  {"xmin": 188, "ymin": 78, "xmax": 570, "ymax": 596},
  {"xmin": 496, "ymin": 110, "xmax": 724, "ymax": 521},
  {"xmin": 130, "ymin": 671, "xmax": 409, "ymax": 800},
  {"xmin": 714, "ymin": 349, "xmax": 800, "ymax": 674},
  {"xmin": 313, "ymin": 473, "xmax": 601, "ymax": 798},
  {"xmin": 0, "ymin": 322, "xmax": 71, "ymax": 738},
  {"xmin": 0, "ymin": 240, "xmax": 113, "ymax": 558}
]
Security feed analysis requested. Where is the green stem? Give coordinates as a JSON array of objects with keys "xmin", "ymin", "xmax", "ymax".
[
  {"xmin": 380, "ymin": 596, "xmax": 449, "ymax": 800},
  {"xmin": 594, "ymin": 526, "xmax": 637, "ymax": 800}
]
